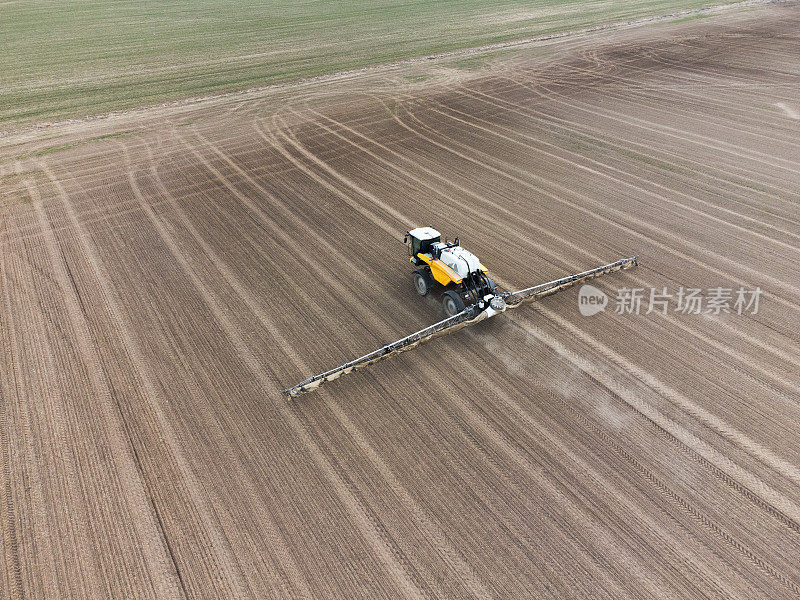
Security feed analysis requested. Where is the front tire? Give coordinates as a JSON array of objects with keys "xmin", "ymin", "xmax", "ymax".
[
  {"xmin": 413, "ymin": 269, "xmax": 433, "ymax": 296},
  {"xmin": 442, "ymin": 290, "xmax": 465, "ymax": 317}
]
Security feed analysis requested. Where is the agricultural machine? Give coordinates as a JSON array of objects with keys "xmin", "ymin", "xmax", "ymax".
[{"xmin": 283, "ymin": 227, "xmax": 637, "ymax": 397}]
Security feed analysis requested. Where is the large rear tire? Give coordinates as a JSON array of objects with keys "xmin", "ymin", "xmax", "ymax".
[
  {"xmin": 413, "ymin": 269, "xmax": 433, "ymax": 296},
  {"xmin": 442, "ymin": 290, "xmax": 466, "ymax": 317}
]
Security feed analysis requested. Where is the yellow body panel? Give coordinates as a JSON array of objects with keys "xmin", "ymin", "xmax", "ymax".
[{"xmin": 417, "ymin": 254, "xmax": 463, "ymax": 285}]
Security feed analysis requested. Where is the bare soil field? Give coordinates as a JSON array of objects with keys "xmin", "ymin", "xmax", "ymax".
[{"xmin": 2, "ymin": 3, "xmax": 800, "ymax": 598}]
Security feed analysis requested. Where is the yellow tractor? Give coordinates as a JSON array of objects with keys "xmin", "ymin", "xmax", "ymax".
[{"xmin": 404, "ymin": 226, "xmax": 506, "ymax": 317}]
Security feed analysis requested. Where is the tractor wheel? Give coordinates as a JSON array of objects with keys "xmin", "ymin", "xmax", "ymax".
[
  {"xmin": 442, "ymin": 290, "xmax": 466, "ymax": 317},
  {"xmin": 413, "ymin": 269, "xmax": 433, "ymax": 296}
]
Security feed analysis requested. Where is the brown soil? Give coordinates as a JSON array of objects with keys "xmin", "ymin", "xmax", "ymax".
[{"xmin": 2, "ymin": 4, "xmax": 799, "ymax": 598}]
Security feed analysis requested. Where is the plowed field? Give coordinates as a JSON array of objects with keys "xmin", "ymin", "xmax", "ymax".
[{"xmin": 2, "ymin": 3, "xmax": 800, "ymax": 598}]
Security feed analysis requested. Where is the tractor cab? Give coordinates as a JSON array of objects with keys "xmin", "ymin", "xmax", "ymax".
[{"xmin": 404, "ymin": 226, "xmax": 441, "ymax": 263}]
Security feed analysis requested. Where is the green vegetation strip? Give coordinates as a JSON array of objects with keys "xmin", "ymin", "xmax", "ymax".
[{"xmin": 1, "ymin": 0, "xmax": 737, "ymax": 127}]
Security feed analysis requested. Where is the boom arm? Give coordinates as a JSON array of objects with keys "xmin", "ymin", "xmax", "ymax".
[
  {"xmin": 282, "ymin": 307, "xmax": 487, "ymax": 397},
  {"xmin": 282, "ymin": 256, "xmax": 638, "ymax": 398},
  {"xmin": 502, "ymin": 256, "xmax": 638, "ymax": 307}
]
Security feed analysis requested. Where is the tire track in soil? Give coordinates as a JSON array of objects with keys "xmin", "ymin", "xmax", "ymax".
[
  {"xmin": 22, "ymin": 177, "xmax": 174, "ymax": 599},
  {"xmin": 140, "ymin": 129, "xmax": 477, "ymax": 598},
  {"xmin": 406, "ymin": 89, "xmax": 800, "ymax": 322},
  {"xmin": 523, "ymin": 72, "xmax": 800, "ymax": 172},
  {"xmin": 457, "ymin": 329, "xmax": 753, "ymax": 598},
  {"xmin": 314, "ymin": 109, "xmax": 798, "ymax": 415},
  {"xmin": 448, "ymin": 63, "xmax": 799, "ymax": 202},
  {"xmin": 39, "ymin": 157, "xmax": 318, "ymax": 598},
  {"xmin": 320, "ymin": 96, "xmax": 796, "ymax": 584},
  {"xmin": 176, "ymin": 140, "xmax": 507, "ymax": 597},
  {"xmin": 116, "ymin": 139, "xmax": 304, "ymax": 600},
  {"xmin": 389, "ymin": 101, "xmax": 800, "ymax": 383},
  {"xmin": 509, "ymin": 303, "xmax": 800, "ymax": 524},
  {"xmin": 4, "ymin": 8, "xmax": 800, "ymax": 597},
  {"xmin": 177, "ymin": 125, "xmax": 514, "ymax": 599},
  {"xmin": 448, "ymin": 86, "xmax": 800, "ymax": 246},
  {"xmin": 32, "ymin": 189, "xmax": 249, "ymax": 597},
  {"xmin": 23, "ymin": 172, "xmax": 183, "ymax": 600},
  {"xmin": 526, "ymin": 360, "xmax": 798, "ymax": 596},
  {"xmin": 269, "ymin": 115, "xmax": 412, "ymax": 231},
  {"xmin": 138, "ymin": 129, "xmax": 404, "ymax": 597},
  {"xmin": 2, "ymin": 244, "xmax": 108, "ymax": 600},
  {"xmin": 644, "ymin": 39, "xmax": 800, "ymax": 102},
  {"xmin": 148, "ymin": 141, "xmax": 496, "ymax": 598},
  {"xmin": 0, "ymin": 326, "xmax": 25, "ymax": 600},
  {"xmin": 180, "ymin": 121, "xmax": 635, "ymax": 596},
  {"xmin": 372, "ymin": 93, "xmax": 800, "ymax": 380},
  {"xmin": 394, "ymin": 91, "xmax": 800, "ymax": 345},
  {"xmin": 560, "ymin": 41, "xmax": 800, "ymax": 144},
  {"xmin": 506, "ymin": 259, "xmax": 800, "ymax": 525},
  {"xmin": 543, "ymin": 48, "xmax": 798, "ymax": 135},
  {"xmin": 496, "ymin": 72, "xmax": 800, "ymax": 204},
  {"xmin": 76, "ymin": 138, "xmax": 330, "ymax": 597},
  {"xmin": 598, "ymin": 82, "xmax": 800, "ymax": 148},
  {"xmin": 566, "ymin": 76, "xmax": 800, "ymax": 160},
  {"xmin": 496, "ymin": 73, "xmax": 800, "ymax": 211},
  {"xmin": 1, "ymin": 166, "xmax": 29, "ymax": 600}
]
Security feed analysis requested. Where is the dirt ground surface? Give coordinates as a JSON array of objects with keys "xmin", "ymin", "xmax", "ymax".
[{"xmin": 2, "ymin": 3, "xmax": 800, "ymax": 598}]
